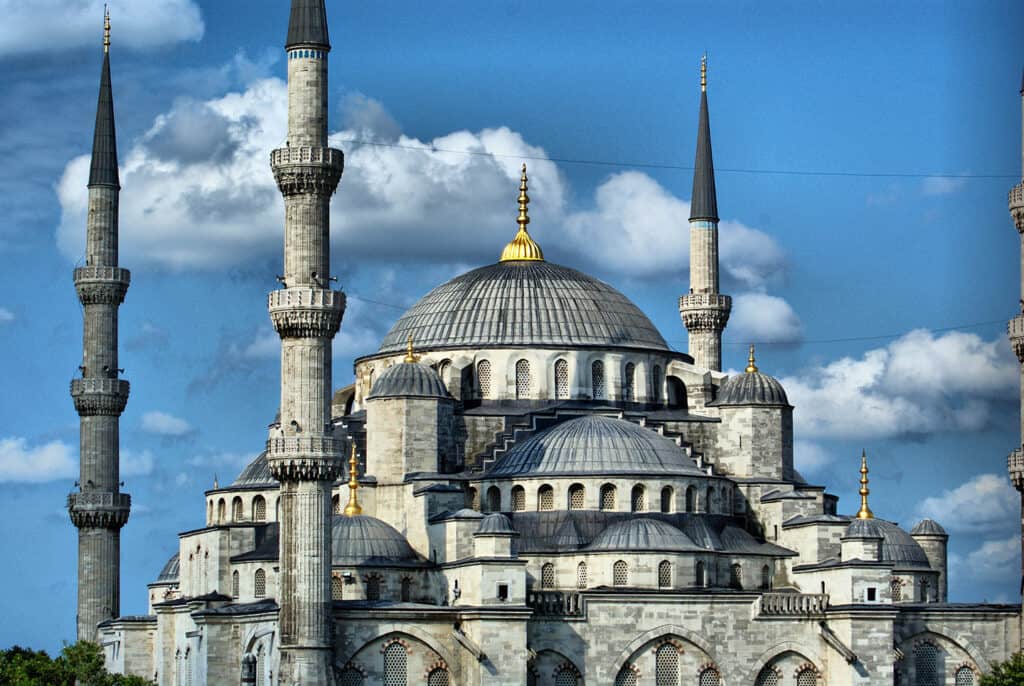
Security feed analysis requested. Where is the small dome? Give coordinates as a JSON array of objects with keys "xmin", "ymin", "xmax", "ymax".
[
  {"xmin": 477, "ymin": 513, "xmax": 517, "ymax": 535},
  {"xmin": 488, "ymin": 415, "xmax": 704, "ymax": 477},
  {"xmin": 911, "ymin": 519, "xmax": 948, "ymax": 536},
  {"xmin": 232, "ymin": 452, "xmax": 275, "ymax": 487},
  {"xmin": 843, "ymin": 518, "xmax": 885, "ymax": 539},
  {"xmin": 156, "ymin": 552, "xmax": 180, "ymax": 582},
  {"xmin": 588, "ymin": 518, "xmax": 699, "ymax": 552},
  {"xmin": 367, "ymin": 362, "xmax": 450, "ymax": 400},
  {"xmin": 843, "ymin": 519, "xmax": 931, "ymax": 568},
  {"xmin": 331, "ymin": 515, "xmax": 423, "ymax": 566},
  {"xmin": 712, "ymin": 371, "xmax": 789, "ymax": 407}
]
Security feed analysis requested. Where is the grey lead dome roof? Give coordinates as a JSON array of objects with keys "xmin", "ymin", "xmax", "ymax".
[
  {"xmin": 843, "ymin": 519, "xmax": 931, "ymax": 568},
  {"xmin": 232, "ymin": 452, "xmax": 274, "ymax": 487},
  {"xmin": 588, "ymin": 518, "xmax": 700, "ymax": 552},
  {"xmin": 367, "ymin": 362, "xmax": 450, "ymax": 400},
  {"xmin": 712, "ymin": 371, "xmax": 789, "ymax": 407},
  {"xmin": 376, "ymin": 261, "xmax": 669, "ymax": 354},
  {"xmin": 330, "ymin": 515, "xmax": 425, "ymax": 566},
  {"xmin": 488, "ymin": 415, "xmax": 704, "ymax": 477},
  {"xmin": 156, "ymin": 553, "xmax": 180, "ymax": 582},
  {"xmin": 911, "ymin": 519, "xmax": 948, "ymax": 536}
]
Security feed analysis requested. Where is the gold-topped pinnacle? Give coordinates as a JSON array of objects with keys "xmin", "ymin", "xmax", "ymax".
[
  {"xmin": 404, "ymin": 334, "xmax": 419, "ymax": 363},
  {"xmin": 499, "ymin": 164, "xmax": 545, "ymax": 262},
  {"xmin": 103, "ymin": 5, "xmax": 111, "ymax": 53},
  {"xmin": 343, "ymin": 444, "xmax": 362, "ymax": 517},
  {"xmin": 856, "ymin": 450, "xmax": 874, "ymax": 520},
  {"xmin": 745, "ymin": 344, "xmax": 758, "ymax": 373},
  {"xmin": 701, "ymin": 54, "xmax": 707, "ymax": 92}
]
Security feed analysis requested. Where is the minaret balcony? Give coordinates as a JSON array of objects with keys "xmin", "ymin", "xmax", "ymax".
[
  {"xmin": 679, "ymin": 293, "xmax": 732, "ymax": 332},
  {"xmin": 1009, "ymin": 315, "xmax": 1024, "ymax": 363},
  {"xmin": 70, "ymin": 378, "xmax": 130, "ymax": 416},
  {"xmin": 74, "ymin": 266, "xmax": 130, "ymax": 305},
  {"xmin": 1010, "ymin": 183, "xmax": 1024, "ymax": 232},
  {"xmin": 266, "ymin": 435, "xmax": 345, "ymax": 482},
  {"xmin": 1009, "ymin": 449, "xmax": 1024, "ymax": 490},
  {"xmin": 268, "ymin": 287, "xmax": 345, "ymax": 338},
  {"xmin": 67, "ymin": 492, "xmax": 131, "ymax": 529},
  {"xmin": 270, "ymin": 146, "xmax": 344, "ymax": 197}
]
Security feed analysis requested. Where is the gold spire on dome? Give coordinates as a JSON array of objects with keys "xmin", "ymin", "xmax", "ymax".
[
  {"xmin": 745, "ymin": 344, "xmax": 759, "ymax": 373},
  {"xmin": 404, "ymin": 334, "xmax": 419, "ymax": 363},
  {"xmin": 499, "ymin": 164, "xmax": 545, "ymax": 262},
  {"xmin": 856, "ymin": 450, "xmax": 874, "ymax": 520},
  {"xmin": 343, "ymin": 444, "xmax": 362, "ymax": 517},
  {"xmin": 700, "ymin": 54, "xmax": 707, "ymax": 92},
  {"xmin": 103, "ymin": 5, "xmax": 111, "ymax": 53}
]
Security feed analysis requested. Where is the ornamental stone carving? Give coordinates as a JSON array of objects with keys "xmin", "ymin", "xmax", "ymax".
[
  {"xmin": 1009, "ymin": 449, "xmax": 1024, "ymax": 491},
  {"xmin": 67, "ymin": 492, "xmax": 131, "ymax": 529},
  {"xmin": 70, "ymin": 378, "xmax": 130, "ymax": 416},
  {"xmin": 269, "ymin": 458, "xmax": 344, "ymax": 483},
  {"xmin": 268, "ymin": 288, "xmax": 345, "ymax": 338},
  {"xmin": 271, "ymin": 146, "xmax": 344, "ymax": 197},
  {"xmin": 74, "ymin": 267, "xmax": 131, "ymax": 305},
  {"xmin": 679, "ymin": 293, "xmax": 732, "ymax": 332},
  {"xmin": 1010, "ymin": 184, "xmax": 1024, "ymax": 233}
]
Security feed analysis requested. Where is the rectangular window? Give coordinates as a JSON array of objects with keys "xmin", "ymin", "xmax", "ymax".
[
  {"xmin": 866, "ymin": 587, "xmax": 877, "ymax": 602},
  {"xmin": 497, "ymin": 583, "xmax": 509, "ymax": 601}
]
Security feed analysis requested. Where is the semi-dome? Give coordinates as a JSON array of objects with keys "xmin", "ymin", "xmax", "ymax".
[
  {"xmin": 477, "ymin": 513, "xmax": 517, "ymax": 535},
  {"xmin": 911, "ymin": 519, "xmax": 948, "ymax": 536},
  {"xmin": 374, "ymin": 261, "xmax": 670, "ymax": 355},
  {"xmin": 367, "ymin": 361, "xmax": 450, "ymax": 400},
  {"xmin": 587, "ymin": 518, "xmax": 699, "ymax": 552},
  {"xmin": 488, "ymin": 415, "xmax": 704, "ymax": 477},
  {"xmin": 843, "ymin": 519, "xmax": 931, "ymax": 568},
  {"xmin": 331, "ymin": 515, "xmax": 425, "ymax": 566},
  {"xmin": 232, "ymin": 452, "xmax": 276, "ymax": 487},
  {"xmin": 156, "ymin": 552, "xmax": 180, "ymax": 582}
]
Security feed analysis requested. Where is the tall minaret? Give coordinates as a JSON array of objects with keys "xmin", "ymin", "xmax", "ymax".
[
  {"xmin": 68, "ymin": 8, "xmax": 131, "ymax": 641},
  {"xmin": 267, "ymin": 1, "xmax": 346, "ymax": 682},
  {"xmin": 1007, "ymin": 68, "xmax": 1024, "ymax": 647},
  {"xmin": 680, "ymin": 56, "xmax": 731, "ymax": 371}
]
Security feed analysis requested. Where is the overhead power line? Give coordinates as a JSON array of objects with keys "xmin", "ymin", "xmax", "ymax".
[{"xmin": 337, "ymin": 137, "xmax": 1019, "ymax": 180}]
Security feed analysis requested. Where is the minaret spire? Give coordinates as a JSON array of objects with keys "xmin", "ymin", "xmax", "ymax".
[
  {"xmin": 680, "ymin": 56, "xmax": 731, "ymax": 371},
  {"xmin": 69, "ymin": 9, "xmax": 131, "ymax": 641},
  {"xmin": 856, "ymin": 451, "xmax": 874, "ymax": 520},
  {"xmin": 343, "ymin": 444, "xmax": 362, "ymax": 517},
  {"xmin": 499, "ymin": 164, "xmax": 545, "ymax": 262}
]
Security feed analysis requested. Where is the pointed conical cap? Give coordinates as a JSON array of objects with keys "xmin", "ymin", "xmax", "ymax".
[
  {"xmin": 89, "ymin": 49, "xmax": 119, "ymax": 188},
  {"xmin": 689, "ymin": 56, "xmax": 718, "ymax": 222},
  {"xmin": 286, "ymin": 0, "xmax": 331, "ymax": 50}
]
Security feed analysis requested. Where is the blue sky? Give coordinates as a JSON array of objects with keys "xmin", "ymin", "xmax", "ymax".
[{"xmin": 1, "ymin": 0, "xmax": 1022, "ymax": 651}]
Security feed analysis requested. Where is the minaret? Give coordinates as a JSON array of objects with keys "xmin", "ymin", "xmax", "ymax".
[
  {"xmin": 1006, "ymin": 68, "xmax": 1024, "ymax": 646},
  {"xmin": 68, "ymin": 8, "xmax": 132, "ymax": 640},
  {"xmin": 267, "ymin": 1, "xmax": 346, "ymax": 682},
  {"xmin": 680, "ymin": 56, "xmax": 731, "ymax": 371}
]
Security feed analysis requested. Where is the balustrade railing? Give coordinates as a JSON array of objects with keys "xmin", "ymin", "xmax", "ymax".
[
  {"xmin": 759, "ymin": 592, "xmax": 829, "ymax": 616},
  {"xmin": 527, "ymin": 591, "xmax": 583, "ymax": 617}
]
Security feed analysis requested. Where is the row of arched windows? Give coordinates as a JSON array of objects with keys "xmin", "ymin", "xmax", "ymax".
[
  {"xmin": 616, "ymin": 657, "xmax": 721, "ymax": 686},
  {"xmin": 910, "ymin": 642, "xmax": 976, "ymax": 686},
  {"xmin": 209, "ymin": 495, "xmax": 269, "ymax": 524},
  {"xmin": 482, "ymin": 483, "xmax": 730, "ymax": 514},
  {"xmin": 755, "ymin": 665, "xmax": 821, "ymax": 685},
  {"xmin": 471, "ymin": 358, "xmax": 673, "ymax": 402},
  {"xmin": 537, "ymin": 560, "xmax": 772, "ymax": 591}
]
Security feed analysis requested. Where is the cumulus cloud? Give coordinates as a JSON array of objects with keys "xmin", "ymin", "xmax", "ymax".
[
  {"xmin": 121, "ymin": 449, "xmax": 155, "ymax": 477},
  {"xmin": 0, "ymin": 307, "xmax": 13, "ymax": 323},
  {"xmin": 950, "ymin": 535, "xmax": 1019, "ymax": 583},
  {"xmin": 794, "ymin": 440, "xmax": 833, "ymax": 474},
  {"xmin": 0, "ymin": 0, "xmax": 204, "ymax": 56},
  {"xmin": 728, "ymin": 292, "xmax": 803, "ymax": 345},
  {"xmin": 781, "ymin": 329, "xmax": 1017, "ymax": 439},
  {"xmin": 0, "ymin": 437, "xmax": 75, "ymax": 483},
  {"xmin": 140, "ymin": 411, "xmax": 192, "ymax": 436},
  {"xmin": 921, "ymin": 176, "xmax": 967, "ymax": 196},
  {"xmin": 916, "ymin": 473, "xmax": 1018, "ymax": 534}
]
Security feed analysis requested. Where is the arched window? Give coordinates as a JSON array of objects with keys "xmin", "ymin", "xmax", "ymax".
[
  {"xmin": 486, "ymin": 486, "xmax": 501, "ymax": 512},
  {"xmin": 613, "ymin": 560, "xmax": 628, "ymax": 586},
  {"xmin": 232, "ymin": 497, "xmax": 243, "ymax": 522},
  {"xmin": 468, "ymin": 487, "xmax": 479, "ymax": 510},
  {"xmin": 400, "ymin": 577, "xmax": 412, "ymax": 602},
  {"xmin": 541, "ymin": 563, "xmax": 555, "ymax": 589},
  {"xmin": 651, "ymin": 365, "xmax": 662, "ymax": 403},
  {"xmin": 631, "ymin": 484, "xmax": 646, "ymax": 512},
  {"xmin": 511, "ymin": 486, "xmax": 526, "ymax": 511},
  {"xmin": 275, "ymin": 497, "xmax": 280, "ymax": 521},
  {"xmin": 615, "ymin": 666, "xmax": 639, "ymax": 686},
  {"xmin": 332, "ymin": 494, "xmax": 341, "ymax": 514},
  {"xmin": 207, "ymin": 500, "xmax": 213, "ymax": 524},
  {"xmin": 254, "ymin": 569, "xmax": 266, "ymax": 598},
  {"xmin": 217, "ymin": 499, "xmax": 226, "ymax": 523},
  {"xmin": 755, "ymin": 666, "xmax": 780, "ymax": 686},
  {"xmin": 382, "ymin": 642, "xmax": 407, "ymax": 686},
  {"xmin": 515, "ymin": 359, "xmax": 532, "ymax": 399},
  {"xmin": 184, "ymin": 648, "xmax": 192, "ymax": 686},
  {"xmin": 568, "ymin": 484, "xmax": 585, "ymax": 510},
  {"xmin": 730, "ymin": 563, "xmax": 742, "ymax": 589},
  {"xmin": 366, "ymin": 575, "xmax": 381, "ymax": 601},
  {"xmin": 538, "ymin": 485, "xmax": 554, "ymax": 511},
  {"xmin": 252, "ymin": 496, "xmax": 266, "ymax": 522},
  {"xmin": 667, "ymin": 376, "xmax": 687, "ymax": 409},
  {"xmin": 554, "ymin": 359, "xmax": 569, "ymax": 399},
  {"xmin": 367, "ymin": 368, "xmax": 375, "ymax": 395},
  {"xmin": 655, "ymin": 644, "xmax": 679, "ymax": 686},
  {"xmin": 921, "ymin": 578, "xmax": 931, "ymax": 603},
  {"xmin": 685, "ymin": 486, "xmax": 695, "ymax": 513},
  {"xmin": 705, "ymin": 486, "xmax": 714, "ymax": 513},
  {"xmin": 761, "ymin": 564, "xmax": 772, "ymax": 590},
  {"xmin": 231, "ymin": 570, "xmax": 239, "ymax": 598},
  {"xmin": 914, "ymin": 643, "xmax": 939, "ymax": 686},
  {"xmin": 332, "ymin": 574, "xmax": 344, "ymax": 600},
  {"xmin": 891, "ymin": 577, "xmax": 902, "ymax": 602},
  {"xmin": 658, "ymin": 560, "xmax": 672, "ymax": 589},
  {"xmin": 623, "ymin": 362, "xmax": 636, "ymax": 401},
  {"xmin": 437, "ymin": 360, "xmax": 451, "ymax": 386},
  {"xmin": 796, "ymin": 667, "xmax": 819, "ymax": 686},
  {"xmin": 955, "ymin": 666, "xmax": 976, "ymax": 686},
  {"xmin": 698, "ymin": 666, "xmax": 721, "ymax": 686},
  {"xmin": 660, "ymin": 486, "xmax": 674, "ymax": 513},
  {"xmin": 338, "ymin": 666, "xmax": 364, "ymax": 686},
  {"xmin": 695, "ymin": 560, "xmax": 707, "ymax": 587},
  {"xmin": 577, "ymin": 562, "xmax": 588, "ymax": 589},
  {"xmin": 600, "ymin": 483, "xmax": 616, "ymax": 510},
  {"xmin": 477, "ymin": 360, "xmax": 492, "ymax": 398},
  {"xmin": 427, "ymin": 667, "xmax": 450, "ymax": 686},
  {"xmin": 256, "ymin": 644, "xmax": 265, "ymax": 686},
  {"xmin": 592, "ymin": 360, "xmax": 606, "ymax": 399},
  {"xmin": 554, "ymin": 665, "xmax": 580, "ymax": 686}
]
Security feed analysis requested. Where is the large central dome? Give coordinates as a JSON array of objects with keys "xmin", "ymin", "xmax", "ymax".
[{"xmin": 377, "ymin": 261, "xmax": 670, "ymax": 354}]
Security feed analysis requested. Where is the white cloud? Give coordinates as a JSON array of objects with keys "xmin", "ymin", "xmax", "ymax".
[
  {"xmin": 0, "ymin": 307, "xmax": 12, "ymax": 323},
  {"xmin": 0, "ymin": 437, "xmax": 75, "ymax": 483},
  {"xmin": 921, "ymin": 176, "xmax": 967, "ymax": 196},
  {"xmin": 0, "ymin": 0, "xmax": 204, "ymax": 56},
  {"xmin": 950, "ymin": 535, "xmax": 1019, "ymax": 582},
  {"xmin": 794, "ymin": 440, "xmax": 833, "ymax": 474},
  {"xmin": 140, "ymin": 411, "xmax": 192, "ymax": 436},
  {"xmin": 728, "ymin": 292, "xmax": 803, "ymax": 345},
  {"xmin": 916, "ymin": 473, "xmax": 1018, "ymax": 534},
  {"xmin": 121, "ymin": 449, "xmax": 155, "ymax": 477},
  {"xmin": 781, "ymin": 329, "xmax": 1017, "ymax": 439}
]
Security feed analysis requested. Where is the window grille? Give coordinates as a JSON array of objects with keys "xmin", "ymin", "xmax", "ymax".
[
  {"xmin": 487, "ymin": 487, "xmax": 501, "ymax": 513},
  {"xmin": 541, "ymin": 563, "xmax": 555, "ymax": 589},
  {"xmin": 256, "ymin": 645, "xmax": 265, "ymax": 686},
  {"xmin": 383, "ymin": 643, "xmax": 407, "ymax": 686},
  {"xmin": 555, "ymin": 359, "xmax": 569, "ymax": 399},
  {"xmin": 613, "ymin": 560, "xmax": 628, "ymax": 586},
  {"xmin": 730, "ymin": 563, "xmax": 742, "ymax": 589},
  {"xmin": 655, "ymin": 644, "xmax": 679, "ymax": 686},
  {"xmin": 231, "ymin": 571, "xmax": 239, "ymax": 598},
  {"xmin": 915, "ymin": 643, "xmax": 939, "ymax": 686},
  {"xmin": 554, "ymin": 667, "xmax": 579, "ymax": 686},
  {"xmin": 652, "ymin": 365, "xmax": 662, "ymax": 402},
  {"xmin": 658, "ymin": 561, "xmax": 672, "ymax": 589},
  {"xmin": 761, "ymin": 565, "xmax": 771, "ymax": 590},
  {"xmin": 232, "ymin": 498, "xmax": 243, "ymax": 521},
  {"xmin": 661, "ymin": 486, "xmax": 674, "ymax": 513},
  {"xmin": 477, "ymin": 360, "xmax": 492, "ymax": 398},
  {"xmin": 332, "ymin": 575, "xmax": 344, "ymax": 600},
  {"xmin": 427, "ymin": 668, "xmax": 450, "ymax": 686},
  {"xmin": 515, "ymin": 359, "xmax": 532, "ymax": 399},
  {"xmin": 577, "ymin": 562, "xmax": 588, "ymax": 589},
  {"xmin": 600, "ymin": 484, "xmax": 616, "ymax": 510},
  {"xmin": 755, "ymin": 667, "xmax": 780, "ymax": 686},
  {"xmin": 615, "ymin": 667, "xmax": 638, "ymax": 686},
  {"xmin": 511, "ymin": 487, "xmax": 526, "ymax": 511},
  {"xmin": 366, "ymin": 575, "xmax": 381, "ymax": 601},
  {"xmin": 955, "ymin": 667, "xmax": 975, "ymax": 686},
  {"xmin": 253, "ymin": 496, "xmax": 266, "ymax": 522},
  {"xmin": 685, "ymin": 487, "xmax": 695, "ymax": 512},
  {"xmin": 796, "ymin": 668, "xmax": 818, "ymax": 686},
  {"xmin": 538, "ymin": 486, "xmax": 554, "ymax": 511},
  {"xmin": 185, "ymin": 649, "xmax": 192, "ymax": 686},
  {"xmin": 891, "ymin": 578, "xmax": 902, "ymax": 602},
  {"xmin": 401, "ymin": 577, "xmax": 411, "ymax": 602},
  {"xmin": 254, "ymin": 569, "xmax": 266, "ymax": 598},
  {"xmin": 695, "ymin": 561, "xmax": 706, "ymax": 587},
  {"xmin": 631, "ymin": 485, "xmax": 645, "ymax": 512},
  {"xmin": 698, "ymin": 667, "xmax": 720, "ymax": 686},
  {"xmin": 569, "ymin": 484, "xmax": 585, "ymax": 510},
  {"xmin": 338, "ymin": 667, "xmax": 364, "ymax": 686},
  {"xmin": 592, "ymin": 360, "xmax": 606, "ymax": 399},
  {"xmin": 623, "ymin": 362, "xmax": 636, "ymax": 401}
]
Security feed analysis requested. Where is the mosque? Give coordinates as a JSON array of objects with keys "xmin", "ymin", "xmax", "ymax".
[{"xmin": 67, "ymin": 1, "xmax": 1024, "ymax": 684}]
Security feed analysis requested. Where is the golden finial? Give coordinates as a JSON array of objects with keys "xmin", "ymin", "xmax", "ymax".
[
  {"xmin": 745, "ymin": 344, "xmax": 759, "ymax": 374},
  {"xmin": 499, "ymin": 164, "xmax": 545, "ymax": 262},
  {"xmin": 103, "ymin": 5, "xmax": 111, "ymax": 54},
  {"xmin": 404, "ymin": 334, "xmax": 418, "ymax": 363},
  {"xmin": 700, "ymin": 54, "xmax": 707, "ymax": 92},
  {"xmin": 856, "ymin": 450, "xmax": 874, "ymax": 520},
  {"xmin": 343, "ymin": 444, "xmax": 362, "ymax": 517}
]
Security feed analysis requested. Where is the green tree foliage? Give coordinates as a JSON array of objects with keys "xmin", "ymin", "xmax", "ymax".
[
  {"xmin": 0, "ymin": 641, "xmax": 153, "ymax": 686},
  {"xmin": 981, "ymin": 652, "xmax": 1024, "ymax": 686}
]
